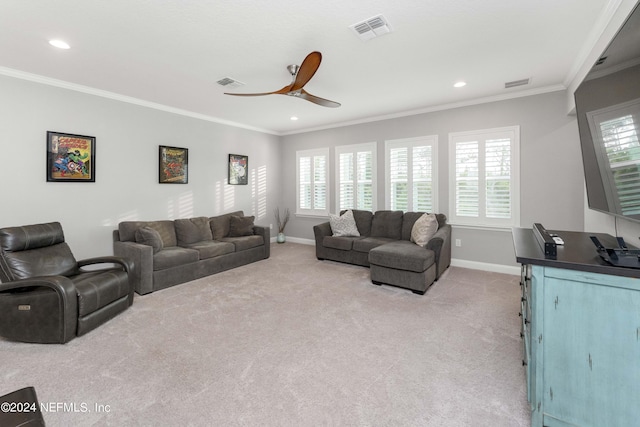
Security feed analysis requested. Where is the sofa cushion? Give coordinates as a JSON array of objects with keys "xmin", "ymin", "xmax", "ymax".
[
  {"xmin": 329, "ymin": 210, "xmax": 360, "ymax": 237},
  {"xmin": 175, "ymin": 217, "xmax": 213, "ymax": 246},
  {"xmin": 323, "ymin": 236, "xmax": 361, "ymax": 251},
  {"xmin": 135, "ymin": 226, "xmax": 164, "ymax": 254},
  {"xmin": 229, "ymin": 215, "xmax": 255, "ymax": 237},
  {"xmin": 152, "ymin": 246, "xmax": 199, "ymax": 271},
  {"xmin": 411, "ymin": 213, "xmax": 439, "ymax": 246},
  {"xmin": 352, "ymin": 237, "xmax": 396, "ymax": 253},
  {"xmin": 119, "ymin": 220, "xmax": 177, "ymax": 247},
  {"xmin": 402, "ymin": 212, "xmax": 448, "ymax": 240},
  {"xmin": 369, "ymin": 241, "xmax": 435, "ymax": 273},
  {"xmin": 371, "ymin": 210, "xmax": 403, "ymax": 239},
  {"xmin": 221, "ymin": 235, "xmax": 264, "ymax": 251},
  {"xmin": 341, "ymin": 209, "xmax": 374, "ymax": 236},
  {"xmin": 210, "ymin": 211, "xmax": 244, "ymax": 240},
  {"xmin": 182, "ymin": 240, "xmax": 235, "ymax": 259}
]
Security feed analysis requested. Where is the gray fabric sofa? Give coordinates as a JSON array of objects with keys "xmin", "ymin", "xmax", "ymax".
[
  {"xmin": 113, "ymin": 211, "xmax": 269, "ymax": 294},
  {"xmin": 313, "ymin": 210, "xmax": 451, "ymax": 294}
]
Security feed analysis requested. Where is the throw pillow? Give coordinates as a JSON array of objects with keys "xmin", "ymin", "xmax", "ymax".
[
  {"xmin": 228, "ymin": 215, "xmax": 255, "ymax": 237},
  {"xmin": 135, "ymin": 226, "xmax": 164, "ymax": 253},
  {"xmin": 411, "ymin": 213, "xmax": 439, "ymax": 246},
  {"xmin": 329, "ymin": 210, "xmax": 360, "ymax": 237}
]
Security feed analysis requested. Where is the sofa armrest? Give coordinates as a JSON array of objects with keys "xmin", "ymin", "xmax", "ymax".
[
  {"xmin": 313, "ymin": 222, "xmax": 332, "ymax": 241},
  {"xmin": 113, "ymin": 241, "xmax": 154, "ymax": 295},
  {"xmin": 425, "ymin": 224, "xmax": 452, "ymax": 279},
  {"xmin": 252, "ymin": 225, "xmax": 270, "ymax": 259},
  {"xmin": 78, "ymin": 256, "xmax": 132, "ymax": 273},
  {"xmin": 313, "ymin": 222, "xmax": 333, "ymax": 260},
  {"xmin": 77, "ymin": 256, "xmax": 134, "ymax": 305}
]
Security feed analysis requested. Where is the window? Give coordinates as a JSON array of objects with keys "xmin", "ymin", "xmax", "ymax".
[
  {"xmin": 296, "ymin": 148, "xmax": 329, "ymax": 216},
  {"xmin": 385, "ymin": 136, "xmax": 438, "ymax": 212},
  {"xmin": 587, "ymin": 99, "xmax": 640, "ymax": 216},
  {"xmin": 448, "ymin": 126, "xmax": 520, "ymax": 227},
  {"xmin": 335, "ymin": 143, "xmax": 376, "ymax": 211}
]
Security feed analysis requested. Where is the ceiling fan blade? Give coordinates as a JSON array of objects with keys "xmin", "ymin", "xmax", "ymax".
[
  {"xmin": 298, "ymin": 89, "xmax": 341, "ymax": 108},
  {"xmin": 225, "ymin": 84, "xmax": 293, "ymax": 97},
  {"xmin": 290, "ymin": 51, "xmax": 322, "ymax": 91}
]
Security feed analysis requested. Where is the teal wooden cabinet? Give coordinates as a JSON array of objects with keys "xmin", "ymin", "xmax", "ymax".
[
  {"xmin": 514, "ymin": 228, "xmax": 640, "ymax": 427},
  {"xmin": 528, "ymin": 266, "xmax": 640, "ymax": 426}
]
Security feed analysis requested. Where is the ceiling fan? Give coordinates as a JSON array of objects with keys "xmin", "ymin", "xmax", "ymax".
[{"xmin": 224, "ymin": 51, "xmax": 341, "ymax": 108}]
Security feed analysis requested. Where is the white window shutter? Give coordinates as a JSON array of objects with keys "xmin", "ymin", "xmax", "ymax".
[
  {"xmin": 385, "ymin": 136, "xmax": 438, "ymax": 213},
  {"xmin": 314, "ymin": 155, "xmax": 327, "ymax": 210},
  {"xmin": 485, "ymin": 138, "xmax": 511, "ymax": 219},
  {"xmin": 336, "ymin": 143, "xmax": 377, "ymax": 212},
  {"xmin": 449, "ymin": 126, "xmax": 519, "ymax": 227},
  {"xmin": 455, "ymin": 141, "xmax": 479, "ymax": 218},
  {"xmin": 299, "ymin": 156, "xmax": 311, "ymax": 210},
  {"xmin": 296, "ymin": 148, "xmax": 329, "ymax": 216},
  {"xmin": 413, "ymin": 145, "xmax": 433, "ymax": 212}
]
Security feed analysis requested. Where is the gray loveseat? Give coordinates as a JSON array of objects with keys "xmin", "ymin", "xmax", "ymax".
[
  {"xmin": 114, "ymin": 211, "xmax": 269, "ymax": 294},
  {"xmin": 314, "ymin": 210, "xmax": 451, "ymax": 294}
]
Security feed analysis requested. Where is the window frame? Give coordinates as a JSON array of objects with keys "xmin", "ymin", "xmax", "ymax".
[
  {"xmin": 296, "ymin": 147, "xmax": 330, "ymax": 217},
  {"xmin": 385, "ymin": 135, "xmax": 438, "ymax": 213},
  {"xmin": 448, "ymin": 126, "xmax": 520, "ymax": 228}
]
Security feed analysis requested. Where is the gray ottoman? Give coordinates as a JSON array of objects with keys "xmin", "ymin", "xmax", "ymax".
[{"xmin": 368, "ymin": 241, "xmax": 437, "ymax": 295}]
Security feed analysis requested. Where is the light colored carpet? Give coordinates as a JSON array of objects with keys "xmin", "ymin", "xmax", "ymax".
[{"xmin": 0, "ymin": 243, "xmax": 529, "ymax": 426}]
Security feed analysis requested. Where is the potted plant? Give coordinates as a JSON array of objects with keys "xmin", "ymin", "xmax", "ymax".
[{"xmin": 274, "ymin": 207, "xmax": 290, "ymax": 243}]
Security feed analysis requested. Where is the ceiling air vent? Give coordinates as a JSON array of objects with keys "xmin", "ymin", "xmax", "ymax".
[
  {"xmin": 216, "ymin": 77, "xmax": 245, "ymax": 89},
  {"xmin": 350, "ymin": 14, "xmax": 392, "ymax": 41},
  {"xmin": 505, "ymin": 78, "xmax": 530, "ymax": 89}
]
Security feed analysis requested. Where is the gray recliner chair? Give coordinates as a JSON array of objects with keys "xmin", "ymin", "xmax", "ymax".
[{"xmin": 0, "ymin": 222, "xmax": 133, "ymax": 343}]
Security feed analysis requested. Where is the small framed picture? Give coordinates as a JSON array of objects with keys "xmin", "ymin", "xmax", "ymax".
[
  {"xmin": 46, "ymin": 131, "xmax": 96, "ymax": 182},
  {"xmin": 228, "ymin": 154, "xmax": 248, "ymax": 185},
  {"xmin": 159, "ymin": 145, "xmax": 188, "ymax": 184}
]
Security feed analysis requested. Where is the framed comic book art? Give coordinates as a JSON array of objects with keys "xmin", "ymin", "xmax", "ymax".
[
  {"xmin": 159, "ymin": 145, "xmax": 188, "ymax": 184},
  {"xmin": 46, "ymin": 131, "xmax": 96, "ymax": 182},
  {"xmin": 228, "ymin": 154, "xmax": 248, "ymax": 185}
]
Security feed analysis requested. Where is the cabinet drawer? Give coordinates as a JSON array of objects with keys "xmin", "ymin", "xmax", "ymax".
[{"xmin": 544, "ymin": 266, "xmax": 640, "ymax": 290}]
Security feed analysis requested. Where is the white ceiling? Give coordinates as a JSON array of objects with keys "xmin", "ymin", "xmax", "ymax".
[{"xmin": 0, "ymin": 0, "xmax": 619, "ymax": 135}]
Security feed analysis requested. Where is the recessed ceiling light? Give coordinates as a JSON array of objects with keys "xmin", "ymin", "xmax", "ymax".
[
  {"xmin": 49, "ymin": 39, "xmax": 70, "ymax": 49},
  {"xmin": 454, "ymin": 81, "xmax": 466, "ymax": 88},
  {"xmin": 290, "ymin": 116, "xmax": 299, "ymax": 121}
]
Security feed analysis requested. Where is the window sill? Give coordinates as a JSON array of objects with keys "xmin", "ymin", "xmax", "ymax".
[
  {"xmin": 448, "ymin": 223, "xmax": 516, "ymax": 232},
  {"xmin": 295, "ymin": 212, "xmax": 329, "ymax": 220}
]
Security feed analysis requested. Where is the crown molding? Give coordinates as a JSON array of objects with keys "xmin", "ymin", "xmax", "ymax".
[{"xmin": 0, "ymin": 66, "xmax": 279, "ymax": 136}]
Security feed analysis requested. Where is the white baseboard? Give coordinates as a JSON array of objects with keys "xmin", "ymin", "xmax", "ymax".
[
  {"xmin": 271, "ymin": 237, "xmax": 315, "ymax": 245},
  {"xmin": 451, "ymin": 258, "xmax": 520, "ymax": 276},
  {"xmin": 274, "ymin": 239, "xmax": 521, "ymax": 276}
]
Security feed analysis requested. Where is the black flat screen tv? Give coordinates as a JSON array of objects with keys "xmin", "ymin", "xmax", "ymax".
[{"xmin": 575, "ymin": 2, "xmax": 640, "ymax": 222}]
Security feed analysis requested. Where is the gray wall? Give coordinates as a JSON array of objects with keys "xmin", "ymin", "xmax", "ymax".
[
  {"xmin": 280, "ymin": 90, "xmax": 585, "ymax": 268},
  {"xmin": 0, "ymin": 72, "xmax": 611, "ymax": 269},
  {"xmin": 0, "ymin": 75, "xmax": 281, "ymax": 258}
]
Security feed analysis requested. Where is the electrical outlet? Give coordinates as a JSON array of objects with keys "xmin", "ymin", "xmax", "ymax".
[
  {"xmin": 270, "ymin": 224, "xmax": 273, "ymax": 230},
  {"xmin": 455, "ymin": 239, "xmax": 462, "ymax": 247}
]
